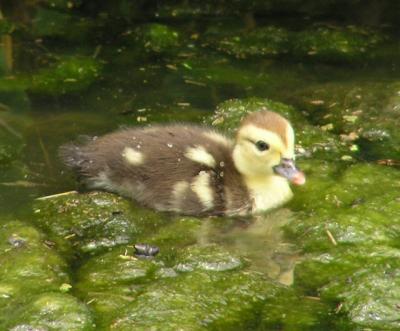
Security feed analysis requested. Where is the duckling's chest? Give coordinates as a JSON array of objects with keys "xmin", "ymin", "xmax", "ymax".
[{"xmin": 246, "ymin": 176, "xmax": 293, "ymax": 212}]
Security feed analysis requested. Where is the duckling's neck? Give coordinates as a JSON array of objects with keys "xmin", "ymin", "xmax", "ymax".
[
  {"xmin": 245, "ymin": 175, "xmax": 292, "ymax": 212},
  {"xmin": 232, "ymin": 145, "xmax": 292, "ymax": 212}
]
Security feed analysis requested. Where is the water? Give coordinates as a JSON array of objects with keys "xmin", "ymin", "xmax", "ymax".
[{"xmin": 1, "ymin": 3, "xmax": 400, "ymax": 329}]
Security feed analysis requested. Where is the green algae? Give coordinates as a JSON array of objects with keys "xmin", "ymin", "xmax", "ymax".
[
  {"xmin": 0, "ymin": 221, "xmax": 69, "ymax": 294},
  {"xmin": 260, "ymin": 287, "xmax": 332, "ymax": 330},
  {"xmin": 30, "ymin": 56, "xmax": 103, "ymax": 95},
  {"xmin": 294, "ymin": 247, "xmax": 400, "ymax": 330},
  {"xmin": 75, "ymin": 242, "xmax": 302, "ymax": 330},
  {"xmin": 175, "ymin": 244, "xmax": 245, "ymax": 272},
  {"xmin": 337, "ymin": 267, "xmax": 400, "ymax": 330},
  {"xmin": 0, "ymin": 56, "xmax": 102, "ymax": 97},
  {"xmin": 292, "ymin": 25, "xmax": 385, "ymax": 62},
  {"xmin": 77, "ymin": 246, "xmax": 161, "ymax": 290},
  {"xmin": 207, "ymin": 97, "xmax": 304, "ymax": 132},
  {"xmin": 32, "ymin": 8, "xmax": 95, "ymax": 42},
  {"xmin": 109, "ymin": 267, "xmax": 272, "ymax": 331},
  {"xmin": 176, "ymin": 55, "xmax": 272, "ymax": 92},
  {"xmin": 0, "ymin": 221, "xmax": 70, "ymax": 328},
  {"xmin": 290, "ymin": 81, "xmax": 400, "ymax": 160},
  {"xmin": 8, "ymin": 292, "xmax": 94, "ymax": 331},
  {"xmin": 204, "ymin": 23, "xmax": 387, "ymax": 63},
  {"xmin": 33, "ymin": 191, "xmax": 168, "ymax": 259},
  {"xmin": 205, "ymin": 25, "xmax": 290, "ymax": 59},
  {"xmin": 289, "ymin": 161, "xmax": 400, "ymax": 329},
  {"xmin": 288, "ymin": 162, "xmax": 400, "ymax": 250},
  {"xmin": 130, "ymin": 23, "xmax": 181, "ymax": 55}
]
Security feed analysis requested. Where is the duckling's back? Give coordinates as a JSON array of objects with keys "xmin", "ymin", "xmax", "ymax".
[{"xmin": 60, "ymin": 125, "xmax": 250, "ymax": 216}]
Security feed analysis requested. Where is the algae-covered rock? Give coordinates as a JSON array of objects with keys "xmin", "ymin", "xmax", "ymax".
[
  {"xmin": 110, "ymin": 270, "xmax": 274, "ymax": 331},
  {"xmin": 75, "ymin": 245, "xmax": 163, "ymax": 327},
  {"xmin": 261, "ymin": 286, "xmax": 332, "ymax": 330},
  {"xmin": 290, "ymin": 160, "xmax": 400, "ymax": 329},
  {"xmin": 295, "ymin": 249, "xmax": 400, "ymax": 330},
  {"xmin": 288, "ymin": 162, "xmax": 400, "ymax": 251},
  {"xmin": 8, "ymin": 292, "xmax": 94, "ymax": 331},
  {"xmin": 129, "ymin": 23, "xmax": 181, "ymax": 55},
  {"xmin": 176, "ymin": 244, "xmax": 244, "ymax": 272},
  {"xmin": 295, "ymin": 159, "xmax": 400, "ymax": 214},
  {"xmin": 77, "ymin": 246, "xmax": 161, "ymax": 290},
  {"xmin": 33, "ymin": 191, "xmax": 168, "ymax": 258},
  {"xmin": 76, "ymin": 243, "xmax": 275, "ymax": 329},
  {"xmin": 208, "ymin": 97, "xmax": 304, "ymax": 133},
  {"xmin": 295, "ymin": 245, "xmax": 400, "ymax": 293},
  {"xmin": 32, "ymin": 8, "xmax": 94, "ymax": 42},
  {"xmin": 292, "ymin": 25, "xmax": 385, "ymax": 62},
  {"xmin": 143, "ymin": 217, "xmax": 202, "ymax": 266},
  {"xmin": 0, "ymin": 221, "xmax": 69, "ymax": 328},
  {"xmin": 29, "ymin": 56, "xmax": 102, "ymax": 96},
  {"xmin": 205, "ymin": 25, "xmax": 290, "ymax": 59},
  {"xmin": 338, "ymin": 267, "xmax": 400, "ymax": 330},
  {"xmin": 290, "ymin": 80, "xmax": 400, "ymax": 160},
  {"xmin": 0, "ymin": 221, "xmax": 69, "ymax": 297}
]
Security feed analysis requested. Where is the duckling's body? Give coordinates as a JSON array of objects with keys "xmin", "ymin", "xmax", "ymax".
[{"xmin": 60, "ymin": 111, "xmax": 305, "ymax": 216}]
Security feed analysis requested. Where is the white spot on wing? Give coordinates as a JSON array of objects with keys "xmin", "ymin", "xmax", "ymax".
[
  {"xmin": 185, "ymin": 146, "xmax": 216, "ymax": 168},
  {"xmin": 122, "ymin": 147, "xmax": 144, "ymax": 165},
  {"xmin": 191, "ymin": 171, "xmax": 214, "ymax": 210},
  {"xmin": 171, "ymin": 181, "xmax": 189, "ymax": 211}
]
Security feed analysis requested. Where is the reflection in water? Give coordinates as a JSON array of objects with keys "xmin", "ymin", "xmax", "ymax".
[{"xmin": 198, "ymin": 208, "xmax": 299, "ymax": 285}]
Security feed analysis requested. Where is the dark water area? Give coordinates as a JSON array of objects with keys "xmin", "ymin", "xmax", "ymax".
[{"xmin": 0, "ymin": 1, "xmax": 400, "ymax": 330}]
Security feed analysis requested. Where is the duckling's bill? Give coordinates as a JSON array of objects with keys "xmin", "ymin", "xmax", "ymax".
[{"xmin": 273, "ymin": 158, "xmax": 306, "ymax": 186}]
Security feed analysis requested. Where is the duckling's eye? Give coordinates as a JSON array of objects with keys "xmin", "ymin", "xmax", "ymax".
[{"xmin": 255, "ymin": 140, "xmax": 270, "ymax": 151}]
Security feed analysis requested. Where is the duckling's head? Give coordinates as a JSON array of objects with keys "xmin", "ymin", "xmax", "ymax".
[{"xmin": 232, "ymin": 110, "xmax": 305, "ymax": 185}]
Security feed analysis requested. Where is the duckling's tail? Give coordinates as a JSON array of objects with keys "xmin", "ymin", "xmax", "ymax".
[{"xmin": 59, "ymin": 142, "xmax": 84, "ymax": 170}]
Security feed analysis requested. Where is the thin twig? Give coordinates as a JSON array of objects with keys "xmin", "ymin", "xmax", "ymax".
[
  {"xmin": 36, "ymin": 190, "xmax": 78, "ymax": 200},
  {"xmin": 326, "ymin": 229, "xmax": 338, "ymax": 246}
]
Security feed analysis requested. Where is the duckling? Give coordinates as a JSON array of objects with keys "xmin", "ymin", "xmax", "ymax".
[{"xmin": 60, "ymin": 110, "xmax": 305, "ymax": 216}]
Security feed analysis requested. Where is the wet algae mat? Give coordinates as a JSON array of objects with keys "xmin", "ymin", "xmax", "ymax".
[{"xmin": 0, "ymin": 1, "xmax": 400, "ymax": 330}]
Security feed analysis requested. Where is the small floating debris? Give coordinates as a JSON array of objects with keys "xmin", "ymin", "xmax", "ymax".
[
  {"xmin": 87, "ymin": 298, "xmax": 96, "ymax": 305},
  {"xmin": 134, "ymin": 243, "xmax": 159, "ymax": 258},
  {"xmin": 377, "ymin": 159, "xmax": 400, "ymax": 167},
  {"xmin": 8, "ymin": 234, "xmax": 26, "ymax": 248},
  {"xmin": 0, "ymin": 180, "xmax": 46, "ymax": 187},
  {"xmin": 177, "ymin": 102, "xmax": 191, "ymax": 107},
  {"xmin": 309, "ymin": 100, "xmax": 325, "ymax": 105},
  {"xmin": 59, "ymin": 283, "xmax": 72, "ymax": 293},
  {"xmin": 184, "ymin": 79, "xmax": 206, "ymax": 87}
]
